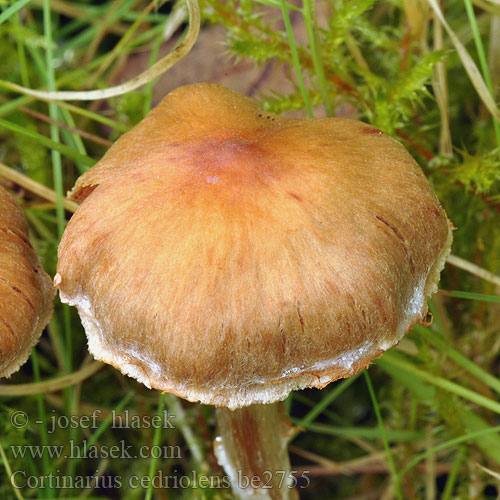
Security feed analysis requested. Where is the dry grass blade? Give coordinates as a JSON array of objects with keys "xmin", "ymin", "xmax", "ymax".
[
  {"xmin": 290, "ymin": 444, "xmax": 388, "ymax": 472},
  {"xmin": 3, "ymin": 0, "xmax": 200, "ymax": 101},
  {"xmin": 432, "ymin": 12, "xmax": 452, "ymax": 155},
  {"xmin": 476, "ymin": 462, "xmax": 500, "ymax": 480},
  {"xmin": 447, "ymin": 254, "xmax": 500, "ymax": 288},
  {"xmin": 19, "ymin": 106, "xmax": 113, "ymax": 147},
  {"xmin": 31, "ymin": 0, "xmax": 130, "ymax": 35},
  {"xmin": 82, "ymin": 0, "xmax": 125, "ymax": 66},
  {"xmin": 0, "ymin": 441, "xmax": 25, "ymax": 500},
  {"xmin": 426, "ymin": 0, "xmax": 500, "ymax": 121},
  {"xmin": 0, "ymin": 360, "xmax": 103, "ymax": 396},
  {"xmin": 489, "ymin": 15, "xmax": 500, "ymax": 94},
  {"xmin": 0, "ymin": 163, "xmax": 79, "ymax": 212},
  {"xmin": 86, "ymin": 0, "xmax": 159, "ymax": 89}
]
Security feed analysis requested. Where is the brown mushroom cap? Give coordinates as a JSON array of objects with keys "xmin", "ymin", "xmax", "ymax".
[
  {"xmin": 0, "ymin": 186, "xmax": 54, "ymax": 377},
  {"xmin": 56, "ymin": 83, "xmax": 452, "ymax": 409}
]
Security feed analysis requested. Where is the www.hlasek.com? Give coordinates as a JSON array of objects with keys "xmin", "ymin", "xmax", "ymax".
[
  {"xmin": 10, "ymin": 440, "xmax": 182, "ymax": 460},
  {"xmin": 10, "ymin": 470, "xmax": 311, "ymax": 490}
]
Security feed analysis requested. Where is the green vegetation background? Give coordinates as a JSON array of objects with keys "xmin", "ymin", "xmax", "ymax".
[{"xmin": 0, "ymin": 0, "xmax": 499, "ymax": 499}]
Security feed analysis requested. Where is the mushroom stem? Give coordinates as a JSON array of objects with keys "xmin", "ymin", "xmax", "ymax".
[{"xmin": 214, "ymin": 402, "xmax": 298, "ymax": 500}]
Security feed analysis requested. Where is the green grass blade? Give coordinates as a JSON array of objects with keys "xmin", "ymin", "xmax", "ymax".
[
  {"xmin": 414, "ymin": 325, "xmax": 500, "ymax": 396},
  {"xmin": 30, "ymin": 349, "xmax": 52, "ymax": 498},
  {"xmin": 43, "ymin": 8, "xmax": 76, "ymax": 437},
  {"xmin": 279, "ymin": 0, "xmax": 313, "ymax": 117},
  {"xmin": 292, "ymin": 422, "xmax": 424, "ymax": 441},
  {"xmin": 255, "ymin": 0, "xmax": 302, "ymax": 12},
  {"xmin": 0, "ymin": 117, "xmax": 94, "ymax": 167},
  {"xmin": 56, "ymin": 101, "xmax": 129, "ymax": 133},
  {"xmin": 62, "ymin": 0, "xmax": 141, "ymax": 52},
  {"xmin": 398, "ymin": 425, "xmax": 500, "ymax": 481},
  {"xmin": 67, "ymin": 391, "xmax": 134, "ymax": 476},
  {"xmin": 446, "ymin": 290, "xmax": 500, "ymax": 303},
  {"xmin": 0, "ymin": 95, "xmax": 32, "ymax": 117},
  {"xmin": 303, "ymin": 0, "xmax": 333, "ymax": 116},
  {"xmin": 458, "ymin": 408, "xmax": 500, "ymax": 463},
  {"xmin": 377, "ymin": 352, "xmax": 436, "ymax": 402},
  {"xmin": 295, "ymin": 372, "xmax": 361, "ymax": 432},
  {"xmin": 58, "ymin": 107, "xmax": 89, "ymax": 174},
  {"xmin": 144, "ymin": 393, "xmax": 165, "ymax": 500},
  {"xmin": 364, "ymin": 371, "xmax": 403, "ymax": 500},
  {"xmin": 463, "ymin": 0, "xmax": 500, "ymax": 150},
  {"xmin": 143, "ymin": 29, "xmax": 162, "ymax": 116},
  {"xmin": 441, "ymin": 446, "xmax": 466, "ymax": 500},
  {"xmin": 0, "ymin": 0, "xmax": 31, "ymax": 26},
  {"xmin": 12, "ymin": 8, "xmax": 30, "ymax": 88},
  {"xmin": 378, "ymin": 352, "xmax": 500, "ymax": 414},
  {"xmin": 59, "ymin": 108, "xmax": 87, "ymax": 156},
  {"xmin": 43, "ymin": 0, "xmax": 64, "ymax": 234}
]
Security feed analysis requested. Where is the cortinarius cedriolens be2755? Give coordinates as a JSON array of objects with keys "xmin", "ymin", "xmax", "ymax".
[{"xmin": 55, "ymin": 83, "xmax": 453, "ymax": 499}]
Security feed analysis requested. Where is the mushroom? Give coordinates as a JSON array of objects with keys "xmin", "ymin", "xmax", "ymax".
[
  {"xmin": 0, "ymin": 186, "xmax": 54, "ymax": 377},
  {"xmin": 55, "ymin": 83, "xmax": 453, "ymax": 498}
]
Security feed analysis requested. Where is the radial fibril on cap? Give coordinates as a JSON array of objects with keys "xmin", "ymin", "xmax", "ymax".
[
  {"xmin": 56, "ymin": 83, "xmax": 452, "ymax": 410},
  {"xmin": 0, "ymin": 186, "xmax": 54, "ymax": 377}
]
